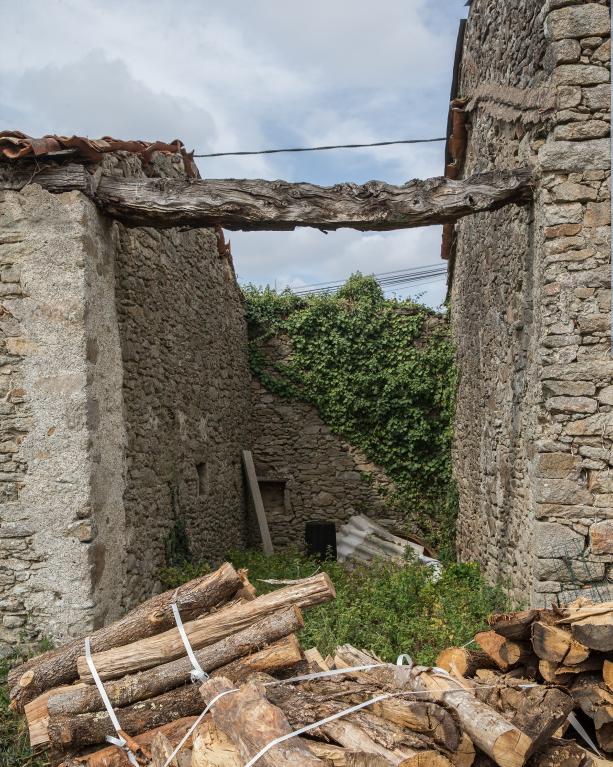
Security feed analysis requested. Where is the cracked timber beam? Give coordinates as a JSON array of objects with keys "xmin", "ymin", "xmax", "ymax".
[{"xmin": 0, "ymin": 164, "xmax": 533, "ymax": 231}]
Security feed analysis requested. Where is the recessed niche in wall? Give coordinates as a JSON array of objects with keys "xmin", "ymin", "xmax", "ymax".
[{"xmin": 196, "ymin": 462, "xmax": 208, "ymax": 497}]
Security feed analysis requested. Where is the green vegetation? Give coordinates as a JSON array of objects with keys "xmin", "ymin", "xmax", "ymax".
[
  {"xmin": 1, "ymin": 552, "xmax": 506, "ymax": 764},
  {"xmin": 161, "ymin": 550, "xmax": 507, "ymax": 665},
  {"xmin": 243, "ymin": 274, "xmax": 458, "ymax": 555},
  {"xmin": 1, "ymin": 649, "xmax": 49, "ymax": 767}
]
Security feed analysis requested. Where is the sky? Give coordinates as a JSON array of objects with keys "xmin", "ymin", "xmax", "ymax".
[{"xmin": 0, "ymin": 0, "xmax": 468, "ymax": 309}]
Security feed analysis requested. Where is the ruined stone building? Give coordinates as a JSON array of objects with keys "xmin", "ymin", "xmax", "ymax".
[
  {"xmin": 0, "ymin": 0, "xmax": 611, "ymax": 650},
  {"xmin": 0, "ymin": 141, "xmax": 394, "ymax": 651},
  {"xmin": 449, "ymin": 0, "xmax": 612, "ymax": 607}
]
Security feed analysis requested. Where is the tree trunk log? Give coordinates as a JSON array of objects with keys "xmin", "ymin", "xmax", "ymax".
[
  {"xmin": 569, "ymin": 614, "xmax": 613, "ymax": 653},
  {"xmin": 487, "ymin": 611, "xmax": 541, "ymax": 641},
  {"xmin": 48, "ymin": 684, "xmax": 203, "ymax": 749},
  {"xmin": 10, "ymin": 562, "xmax": 242, "ymax": 712},
  {"xmin": 43, "ymin": 633, "xmax": 302, "ymax": 748},
  {"xmin": 77, "ymin": 573, "xmax": 335, "ymax": 681},
  {"xmin": 334, "ymin": 645, "xmax": 533, "ymax": 767},
  {"xmin": 474, "ymin": 632, "xmax": 532, "ymax": 672},
  {"xmin": 436, "ymin": 648, "xmax": 498, "ymax": 678},
  {"xmin": 1, "ymin": 163, "xmax": 534, "ymax": 232},
  {"xmin": 209, "ymin": 634, "xmax": 302, "ymax": 684},
  {"xmin": 57, "ymin": 716, "xmax": 197, "ymax": 767},
  {"xmin": 476, "ymin": 684, "xmax": 573, "ymax": 752},
  {"xmin": 200, "ymin": 676, "xmax": 327, "ymax": 767},
  {"xmin": 46, "ymin": 606, "xmax": 303, "ymax": 717},
  {"xmin": 531, "ymin": 622, "xmax": 590, "ymax": 665},
  {"xmin": 264, "ymin": 677, "xmax": 453, "ymax": 766},
  {"xmin": 191, "ymin": 721, "xmax": 243, "ymax": 767}
]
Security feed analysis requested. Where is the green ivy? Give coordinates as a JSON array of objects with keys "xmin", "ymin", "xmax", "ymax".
[{"xmin": 243, "ymin": 274, "xmax": 458, "ymax": 557}]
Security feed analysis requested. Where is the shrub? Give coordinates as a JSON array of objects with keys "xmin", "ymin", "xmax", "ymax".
[{"xmin": 243, "ymin": 276, "xmax": 458, "ymax": 556}]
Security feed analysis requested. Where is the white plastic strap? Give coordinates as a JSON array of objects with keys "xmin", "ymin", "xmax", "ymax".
[
  {"xmin": 243, "ymin": 691, "xmax": 394, "ymax": 767},
  {"xmin": 161, "ymin": 655, "xmax": 541, "ymax": 767},
  {"xmin": 84, "ymin": 638, "xmax": 140, "ymax": 767},
  {"xmin": 567, "ymin": 711, "xmax": 602, "ymax": 757},
  {"xmin": 161, "ymin": 688, "xmax": 239, "ymax": 767},
  {"xmin": 171, "ymin": 601, "xmax": 208, "ymax": 683}
]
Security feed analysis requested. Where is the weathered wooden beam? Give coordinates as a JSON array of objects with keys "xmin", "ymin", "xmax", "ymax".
[{"xmin": 0, "ymin": 162, "xmax": 533, "ymax": 231}]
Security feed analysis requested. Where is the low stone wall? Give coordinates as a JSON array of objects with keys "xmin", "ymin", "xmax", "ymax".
[{"xmin": 452, "ymin": 0, "xmax": 612, "ymax": 606}]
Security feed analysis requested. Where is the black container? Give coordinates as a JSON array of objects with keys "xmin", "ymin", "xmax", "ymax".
[{"xmin": 305, "ymin": 521, "xmax": 337, "ymax": 560}]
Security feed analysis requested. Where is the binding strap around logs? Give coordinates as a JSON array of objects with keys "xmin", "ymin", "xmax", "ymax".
[{"xmin": 84, "ymin": 637, "xmax": 140, "ymax": 766}]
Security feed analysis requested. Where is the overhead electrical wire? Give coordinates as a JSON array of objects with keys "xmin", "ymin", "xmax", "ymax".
[
  {"xmin": 291, "ymin": 265, "xmax": 447, "ymax": 296},
  {"xmin": 194, "ymin": 136, "xmax": 447, "ymax": 158}
]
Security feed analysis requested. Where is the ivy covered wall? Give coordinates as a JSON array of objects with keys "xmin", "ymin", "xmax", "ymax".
[{"xmin": 244, "ymin": 275, "xmax": 458, "ymax": 555}]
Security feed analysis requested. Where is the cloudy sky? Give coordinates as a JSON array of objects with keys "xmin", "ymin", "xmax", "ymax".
[{"xmin": 1, "ymin": 0, "xmax": 468, "ymax": 308}]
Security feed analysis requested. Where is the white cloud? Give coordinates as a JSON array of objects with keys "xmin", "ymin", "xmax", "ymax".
[{"xmin": 0, "ymin": 0, "xmax": 466, "ymax": 308}]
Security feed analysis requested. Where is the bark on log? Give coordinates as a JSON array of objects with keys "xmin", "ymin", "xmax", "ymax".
[
  {"xmin": 334, "ymin": 645, "xmax": 533, "ymax": 767},
  {"xmin": 487, "ymin": 611, "xmax": 541, "ymax": 641},
  {"xmin": 200, "ymin": 676, "xmax": 326, "ymax": 767},
  {"xmin": 302, "ymin": 675, "xmax": 461, "ymax": 753},
  {"xmin": 57, "ymin": 717, "xmax": 197, "ymax": 767},
  {"xmin": 569, "ymin": 614, "xmax": 613, "ymax": 653},
  {"xmin": 1, "ymin": 162, "xmax": 534, "ymax": 231},
  {"xmin": 150, "ymin": 731, "xmax": 191, "ymax": 767},
  {"xmin": 47, "ymin": 606, "xmax": 303, "ymax": 716},
  {"xmin": 77, "ymin": 573, "xmax": 335, "ymax": 681},
  {"xmin": 43, "ymin": 633, "xmax": 302, "ymax": 748},
  {"xmin": 10, "ymin": 562, "xmax": 242, "ymax": 712},
  {"xmin": 476, "ymin": 684, "xmax": 573, "ymax": 752},
  {"xmin": 435, "ymin": 648, "xmax": 498, "ymax": 678},
  {"xmin": 531, "ymin": 622, "xmax": 590, "ymax": 665},
  {"xmin": 605, "ymin": 660, "xmax": 613, "ymax": 693},
  {"xmin": 474, "ymin": 632, "xmax": 532, "ymax": 671},
  {"xmin": 210, "ymin": 634, "xmax": 303, "ymax": 684},
  {"xmin": 265, "ymin": 681, "xmax": 453, "ymax": 767},
  {"xmin": 48, "ymin": 684, "xmax": 203, "ymax": 749}
]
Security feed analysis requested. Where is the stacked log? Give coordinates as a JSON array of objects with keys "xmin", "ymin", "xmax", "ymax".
[
  {"xmin": 11, "ymin": 571, "xmax": 613, "ymax": 767},
  {"xmin": 436, "ymin": 600, "xmax": 613, "ymax": 759}
]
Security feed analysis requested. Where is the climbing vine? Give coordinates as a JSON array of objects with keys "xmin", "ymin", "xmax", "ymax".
[{"xmin": 243, "ymin": 274, "xmax": 458, "ymax": 557}]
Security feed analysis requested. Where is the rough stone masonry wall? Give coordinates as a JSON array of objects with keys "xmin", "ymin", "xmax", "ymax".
[
  {"xmin": 250, "ymin": 377, "xmax": 394, "ymax": 550},
  {"xmin": 109, "ymin": 154, "xmax": 251, "ymax": 608},
  {"xmin": 0, "ymin": 184, "xmax": 127, "ymax": 650},
  {"xmin": 0, "ymin": 154, "xmax": 251, "ymax": 650},
  {"xmin": 452, "ymin": 0, "xmax": 612, "ymax": 606}
]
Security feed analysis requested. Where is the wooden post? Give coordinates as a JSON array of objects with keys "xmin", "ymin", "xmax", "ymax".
[{"xmin": 242, "ymin": 450, "xmax": 274, "ymax": 555}]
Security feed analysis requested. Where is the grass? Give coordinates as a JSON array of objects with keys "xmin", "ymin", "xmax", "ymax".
[
  {"xmin": 161, "ymin": 549, "xmax": 509, "ymax": 665},
  {"xmin": 1, "ymin": 550, "xmax": 508, "ymax": 765},
  {"xmin": 1, "ymin": 650, "xmax": 49, "ymax": 767}
]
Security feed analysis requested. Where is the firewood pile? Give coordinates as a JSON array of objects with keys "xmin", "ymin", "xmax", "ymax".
[{"xmin": 6, "ymin": 562, "xmax": 613, "ymax": 767}]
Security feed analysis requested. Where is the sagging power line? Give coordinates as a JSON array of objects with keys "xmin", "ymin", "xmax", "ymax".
[
  {"xmin": 291, "ymin": 264, "xmax": 448, "ymax": 296},
  {"xmin": 195, "ymin": 136, "xmax": 446, "ymax": 158}
]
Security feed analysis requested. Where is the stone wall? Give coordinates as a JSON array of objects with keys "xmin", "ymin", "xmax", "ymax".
[
  {"xmin": 250, "ymin": 376, "xmax": 394, "ymax": 550},
  {"xmin": 0, "ymin": 184, "xmax": 127, "ymax": 648},
  {"xmin": 110, "ymin": 156, "xmax": 251, "ymax": 607},
  {"xmin": 0, "ymin": 154, "xmax": 251, "ymax": 650},
  {"xmin": 452, "ymin": 0, "xmax": 612, "ymax": 606}
]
